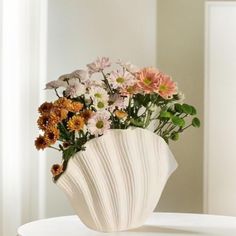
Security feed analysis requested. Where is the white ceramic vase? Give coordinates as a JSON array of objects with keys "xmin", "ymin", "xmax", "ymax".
[{"xmin": 56, "ymin": 128, "xmax": 177, "ymax": 232}]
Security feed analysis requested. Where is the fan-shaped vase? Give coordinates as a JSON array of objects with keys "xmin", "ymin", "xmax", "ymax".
[{"xmin": 56, "ymin": 128, "xmax": 177, "ymax": 232}]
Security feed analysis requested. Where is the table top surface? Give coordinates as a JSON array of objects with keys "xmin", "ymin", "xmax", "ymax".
[{"xmin": 17, "ymin": 212, "xmax": 236, "ymax": 236}]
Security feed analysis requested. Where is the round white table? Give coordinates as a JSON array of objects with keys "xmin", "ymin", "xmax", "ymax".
[{"xmin": 17, "ymin": 213, "xmax": 236, "ymax": 236}]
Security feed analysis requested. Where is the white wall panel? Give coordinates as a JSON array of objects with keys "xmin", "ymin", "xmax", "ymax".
[{"xmin": 205, "ymin": 1, "xmax": 236, "ymax": 216}]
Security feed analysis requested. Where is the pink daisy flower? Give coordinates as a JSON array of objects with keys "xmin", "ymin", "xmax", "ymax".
[
  {"xmin": 116, "ymin": 60, "xmax": 140, "ymax": 73},
  {"xmin": 108, "ymin": 94, "xmax": 129, "ymax": 112},
  {"xmin": 121, "ymin": 84, "xmax": 140, "ymax": 96},
  {"xmin": 157, "ymin": 73, "xmax": 177, "ymax": 99},
  {"xmin": 65, "ymin": 80, "xmax": 86, "ymax": 98},
  {"xmin": 87, "ymin": 57, "xmax": 111, "ymax": 75},
  {"xmin": 45, "ymin": 80, "xmax": 67, "ymax": 89},
  {"xmin": 109, "ymin": 70, "xmax": 135, "ymax": 89},
  {"xmin": 58, "ymin": 70, "xmax": 89, "ymax": 82},
  {"xmin": 136, "ymin": 67, "xmax": 161, "ymax": 93}
]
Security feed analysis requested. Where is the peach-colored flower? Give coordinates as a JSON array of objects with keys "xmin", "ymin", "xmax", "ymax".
[
  {"xmin": 157, "ymin": 73, "xmax": 177, "ymax": 99},
  {"xmin": 137, "ymin": 67, "xmax": 161, "ymax": 93}
]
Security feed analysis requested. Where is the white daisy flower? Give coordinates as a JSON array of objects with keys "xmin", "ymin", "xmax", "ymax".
[
  {"xmin": 93, "ymin": 99, "xmax": 108, "ymax": 111},
  {"xmin": 109, "ymin": 70, "xmax": 135, "ymax": 89},
  {"xmin": 87, "ymin": 111, "xmax": 111, "ymax": 137},
  {"xmin": 90, "ymin": 86, "xmax": 109, "ymax": 101}
]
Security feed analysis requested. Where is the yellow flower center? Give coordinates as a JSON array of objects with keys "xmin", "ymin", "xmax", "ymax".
[
  {"xmin": 143, "ymin": 77, "xmax": 152, "ymax": 85},
  {"xmin": 159, "ymin": 84, "xmax": 167, "ymax": 92},
  {"xmin": 97, "ymin": 101, "xmax": 105, "ymax": 109},
  {"xmin": 96, "ymin": 120, "xmax": 104, "ymax": 129},
  {"xmin": 94, "ymin": 93, "xmax": 102, "ymax": 98},
  {"xmin": 116, "ymin": 77, "xmax": 125, "ymax": 84}
]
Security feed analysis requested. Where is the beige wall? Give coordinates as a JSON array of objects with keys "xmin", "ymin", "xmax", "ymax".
[{"xmin": 156, "ymin": 0, "xmax": 204, "ymax": 213}]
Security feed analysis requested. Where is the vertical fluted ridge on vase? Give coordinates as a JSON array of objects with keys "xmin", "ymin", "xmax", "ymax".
[{"xmin": 57, "ymin": 128, "xmax": 178, "ymax": 232}]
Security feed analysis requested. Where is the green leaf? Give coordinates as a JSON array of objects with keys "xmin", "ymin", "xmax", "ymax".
[
  {"xmin": 174, "ymin": 104, "xmax": 183, "ymax": 113},
  {"xmin": 150, "ymin": 93, "xmax": 158, "ymax": 103},
  {"xmin": 160, "ymin": 111, "xmax": 171, "ymax": 118},
  {"xmin": 135, "ymin": 94, "xmax": 145, "ymax": 106},
  {"xmin": 182, "ymin": 104, "xmax": 193, "ymax": 114},
  {"xmin": 130, "ymin": 118, "xmax": 144, "ymax": 127},
  {"xmin": 62, "ymin": 146, "xmax": 77, "ymax": 161},
  {"xmin": 143, "ymin": 94, "xmax": 151, "ymax": 106},
  {"xmin": 190, "ymin": 106, "xmax": 197, "ymax": 115},
  {"xmin": 58, "ymin": 122, "xmax": 71, "ymax": 141},
  {"xmin": 163, "ymin": 136, "xmax": 169, "ymax": 144},
  {"xmin": 75, "ymin": 136, "xmax": 87, "ymax": 148},
  {"xmin": 170, "ymin": 132, "xmax": 179, "ymax": 141},
  {"xmin": 171, "ymin": 116, "xmax": 185, "ymax": 127},
  {"xmin": 192, "ymin": 117, "xmax": 201, "ymax": 127}
]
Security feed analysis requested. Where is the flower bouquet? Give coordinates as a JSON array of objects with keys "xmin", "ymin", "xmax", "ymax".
[{"xmin": 35, "ymin": 57, "xmax": 200, "ymax": 232}]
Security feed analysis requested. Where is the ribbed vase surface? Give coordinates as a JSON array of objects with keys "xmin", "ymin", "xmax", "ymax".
[{"xmin": 57, "ymin": 128, "xmax": 177, "ymax": 232}]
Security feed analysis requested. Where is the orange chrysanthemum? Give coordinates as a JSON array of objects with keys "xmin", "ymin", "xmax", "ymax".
[
  {"xmin": 38, "ymin": 102, "xmax": 53, "ymax": 115},
  {"xmin": 67, "ymin": 115, "xmax": 84, "ymax": 132},
  {"xmin": 44, "ymin": 127, "xmax": 60, "ymax": 145},
  {"xmin": 51, "ymin": 107, "xmax": 68, "ymax": 121},
  {"xmin": 54, "ymin": 97, "xmax": 73, "ymax": 110},
  {"xmin": 35, "ymin": 135, "xmax": 48, "ymax": 150},
  {"xmin": 71, "ymin": 102, "xmax": 84, "ymax": 112},
  {"xmin": 81, "ymin": 109, "xmax": 94, "ymax": 122},
  {"xmin": 115, "ymin": 110, "xmax": 128, "ymax": 119},
  {"xmin": 51, "ymin": 164, "xmax": 63, "ymax": 177},
  {"xmin": 37, "ymin": 114, "xmax": 59, "ymax": 131}
]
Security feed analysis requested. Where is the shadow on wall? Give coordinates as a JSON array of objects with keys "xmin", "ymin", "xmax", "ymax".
[{"xmin": 156, "ymin": 0, "xmax": 204, "ymax": 213}]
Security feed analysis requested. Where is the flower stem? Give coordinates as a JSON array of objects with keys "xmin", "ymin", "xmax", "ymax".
[
  {"xmin": 49, "ymin": 146, "xmax": 61, "ymax": 151},
  {"xmin": 101, "ymin": 71, "xmax": 113, "ymax": 94},
  {"xmin": 180, "ymin": 124, "xmax": 192, "ymax": 131},
  {"xmin": 54, "ymin": 88, "xmax": 61, "ymax": 98}
]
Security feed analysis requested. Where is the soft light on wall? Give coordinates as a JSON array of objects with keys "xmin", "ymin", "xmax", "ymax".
[{"xmin": 0, "ymin": 0, "xmax": 48, "ymax": 235}]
